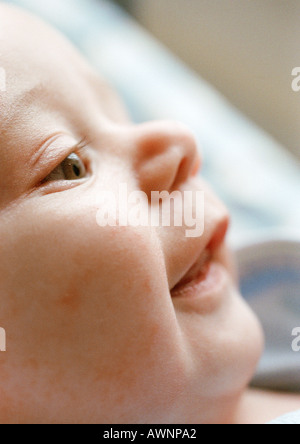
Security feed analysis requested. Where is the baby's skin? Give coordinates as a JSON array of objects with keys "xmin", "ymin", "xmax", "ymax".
[{"xmin": 0, "ymin": 4, "xmax": 299, "ymax": 424}]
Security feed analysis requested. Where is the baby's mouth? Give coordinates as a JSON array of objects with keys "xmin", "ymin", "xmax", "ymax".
[
  {"xmin": 167, "ymin": 199, "xmax": 231, "ymax": 301},
  {"xmin": 169, "ymin": 212, "xmax": 230, "ymax": 300},
  {"xmin": 171, "ymin": 249, "xmax": 212, "ymax": 297}
]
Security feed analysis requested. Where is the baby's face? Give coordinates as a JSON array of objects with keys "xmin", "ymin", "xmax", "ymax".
[{"xmin": 0, "ymin": 5, "xmax": 263, "ymax": 423}]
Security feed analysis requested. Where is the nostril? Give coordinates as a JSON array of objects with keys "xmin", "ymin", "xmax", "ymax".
[
  {"xmin": 136, "ymin": 147, "xmax": 183, "ymax": 196},
  {"xmin": 132, "ymin": 120, "xmax": 201, "ymax": 193}
]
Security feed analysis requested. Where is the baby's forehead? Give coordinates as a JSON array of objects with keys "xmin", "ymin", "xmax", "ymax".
[
  {"xmin": 0, "ymin": 4, "xmax": 77, "ymax": 53},
  {"xmin": 0, "ymin": 4, "xmax": 92, "ymax": 96},
  {"xmin": 0, "ymin": 7, "xmax": 95, "ymax": 177},
  {"xmin": 0, "ymin": 5, "xmax": 128, "ymax": 157},
  {"xmin": 0, "ymin": 6, "xmax": 102, "ymax": 125}
]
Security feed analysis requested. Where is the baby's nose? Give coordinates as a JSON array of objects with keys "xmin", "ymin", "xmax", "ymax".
[{"xmin": 128, "ymin": 120, "xmax": 201, "ymax": 194}]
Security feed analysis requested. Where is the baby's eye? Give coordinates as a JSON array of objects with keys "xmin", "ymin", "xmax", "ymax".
[{"xmin": 44, "ymin": 153, "xmax": 87, "ymax": 182}]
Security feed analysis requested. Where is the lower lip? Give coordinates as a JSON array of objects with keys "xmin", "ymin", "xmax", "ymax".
[{"xmin": 171, "ymin": 260, "xmax": 228, "ymax": 304}]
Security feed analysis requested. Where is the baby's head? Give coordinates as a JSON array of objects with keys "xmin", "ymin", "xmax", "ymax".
[{"xmin": 0, "ymin": 4, "xmax": 263, "ymax": 423}]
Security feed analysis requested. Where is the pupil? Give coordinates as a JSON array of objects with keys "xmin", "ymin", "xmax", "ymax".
[{"xmin": 73, "ymin": 164, "xmax": 80, "ymax": 177}]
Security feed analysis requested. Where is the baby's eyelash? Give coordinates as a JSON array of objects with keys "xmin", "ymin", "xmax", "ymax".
[
  {"xmin": 72, "ymin": 138, "xmax": 89, "ymax": 157},
  {"xmin": 76, "ymin": 138, "xmax": 89, "ymax": 151},
  {"xmin": 40, "ymin": 138, "xmax": 91, "ymax": 186},
  {"xmin": 75, "ymin": 139, "xmax": 91, "ymax": 168}
]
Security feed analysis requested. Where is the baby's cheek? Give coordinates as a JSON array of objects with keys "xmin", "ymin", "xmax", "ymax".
[
  {"xmin": 1, "ymin": 205, "xmax": 188, "ymax": 420},
  {"xmin": 86, "ymin": 318, "xmax": 187, "ymax": 423}
]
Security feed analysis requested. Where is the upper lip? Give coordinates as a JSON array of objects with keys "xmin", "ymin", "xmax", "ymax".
[{"xmin": 169, "ymin": 214, "xmax": 230, "ymax": 293}]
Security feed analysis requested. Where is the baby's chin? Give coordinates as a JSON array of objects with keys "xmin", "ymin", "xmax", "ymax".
[
  {"xmin": 219, "ymin": 288, "xmax": 264, "ymax": 392},
  {"xmin": 172, "ymin": 258, "xmax": 264, "ymax": 404}
]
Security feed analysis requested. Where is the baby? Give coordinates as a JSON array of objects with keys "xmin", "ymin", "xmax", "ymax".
[{"xmin": 0, "ymin": 4, "xmax": 299, "ymax": 424}]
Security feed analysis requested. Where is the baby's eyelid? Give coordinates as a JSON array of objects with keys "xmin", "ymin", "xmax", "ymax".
[{"xmin": 42, "ymin": 144, "xmax": 89, "ymax": 184}]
